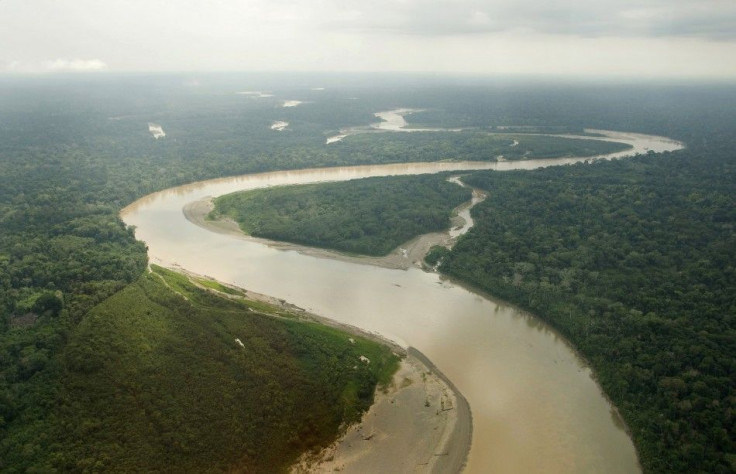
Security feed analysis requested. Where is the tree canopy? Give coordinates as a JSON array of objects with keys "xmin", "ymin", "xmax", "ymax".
[{"xmin": 212, "ymin": 175, "xmax": 472, "ymax": 256}]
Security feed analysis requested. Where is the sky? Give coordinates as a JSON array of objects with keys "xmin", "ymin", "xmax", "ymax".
[{"xmin": 1, "ymin": 0, "xmax": 735, "ymax": 79}]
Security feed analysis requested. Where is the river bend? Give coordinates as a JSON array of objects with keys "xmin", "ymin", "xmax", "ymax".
[{"xmin": 121, "ymin": 130, "xmax": 682, "ymax": 473}]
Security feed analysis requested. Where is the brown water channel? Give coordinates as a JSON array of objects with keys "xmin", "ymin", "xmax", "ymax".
[{"xmin": 121, "ymin": 130, "xmax": 682, "ymax": 473}]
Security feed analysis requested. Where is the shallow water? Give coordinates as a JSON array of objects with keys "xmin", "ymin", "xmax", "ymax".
[
  {"xmin": 122, "ymin": 130, "xmax": 682, "ymax": 473},
  {"xmin": 447, "ymin": 176, "xmax": 484, "ymax": 239}
]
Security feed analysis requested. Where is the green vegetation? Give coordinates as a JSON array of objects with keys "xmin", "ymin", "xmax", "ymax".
[
  {"xmin": 212, "ymin": 175, "xmax": 472, "ymax": 256},
  {"xmin": 424, "ymin": 245, "xmax": 451, "ymax": 267},
  {"xmin": 440, "ymin": 150, "xmax": 736, "ymax": 472},
  {"xmin": 1, "ymin": 266, "xmax": 399, "ymax": 473},
  {"xmin": 193, "ymin": 276, "xmax": 246, "ymax": 297},
  {"xmin": 333, "ymin": 131, "xmax": 630, "ymax": 162}
]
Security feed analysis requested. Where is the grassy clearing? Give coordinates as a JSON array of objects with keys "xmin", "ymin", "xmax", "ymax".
[{"xmin": 193, "ymin": 276, "xmax": 246, "ymax": 296}]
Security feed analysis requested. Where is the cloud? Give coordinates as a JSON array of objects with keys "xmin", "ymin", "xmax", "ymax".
[
  {"xmin": 1, "ymin": 0, "xmax": 734, "ymax": 77},
  {"xmin": 44, "ymin": 58, "xmax": 108, "ymax": 72},
  {"xmin": 6, "ymin": 60, "xmax": 22, "ymax": 72},
  {"xmin": 319, "ymin": 0, "xmax": 736, "ymax": 41},
  {"xmin": 4, "ymin": 58, "xmax": 108, "ymax": 73}
]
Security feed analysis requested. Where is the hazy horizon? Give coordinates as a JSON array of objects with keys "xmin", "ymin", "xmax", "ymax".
[{"xmin": 2, "ymin": 0, "xmax": 735, "ymax": 80}]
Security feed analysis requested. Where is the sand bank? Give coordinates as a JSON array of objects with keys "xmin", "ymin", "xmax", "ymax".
[
  {"xmin": 271, "ymin": 121, "xmax": 289, "ymax": 131},
  {"xmin": 165, "ymin": 265, "xmax": 472, "ymax": 473},
  {"xmin": 292, "ymin": 348, "xmax": 471, "ymax": 474},
  {"xmin": 148, "ymin": 123, "xmax": 166, "ymax": 139}
]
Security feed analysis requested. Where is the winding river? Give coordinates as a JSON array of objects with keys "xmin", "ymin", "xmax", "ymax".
[{"xmin": 121, "ymin": 130, "xmax": 683, "ymax": 473}]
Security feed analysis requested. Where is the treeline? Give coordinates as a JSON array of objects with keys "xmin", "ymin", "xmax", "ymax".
[
  {"xmin": 440, "ymin": 143, "xmax": 736, "ymax": 472},
  {"xmin": 1, "ymin": 266, "xmax": 399, "ymax": 472},
  {"xmin": 212, "ymin": 175, "xmax": 472, "ymax": 256}
]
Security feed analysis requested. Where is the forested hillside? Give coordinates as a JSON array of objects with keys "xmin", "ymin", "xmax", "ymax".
[{"xmin": 2, "ymin": 266, "xmax": 398, "ymax": 472}]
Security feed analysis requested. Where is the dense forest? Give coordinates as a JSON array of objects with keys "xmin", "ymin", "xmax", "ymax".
[
  {"xmin": 435, "ymin": 82, "xmax": 736, "ymax": 472},
  {"xmin": 440, "ymin": 147, "xmax": 736, "ymax": 472},
  {"xmin": 1, "ymin": 74, "xmax": 735, "ymax": 472},
  {"xmin": 212, "ymin": 175, "xmax": 472, "ymax": 256}
]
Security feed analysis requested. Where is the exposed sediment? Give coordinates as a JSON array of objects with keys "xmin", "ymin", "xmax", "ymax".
[{"xmin": 291, "ymin": 348, "xmax": 471, "ymax": 474}]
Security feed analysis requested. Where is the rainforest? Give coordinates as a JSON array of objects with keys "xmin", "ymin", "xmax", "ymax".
[{"xmin": 1, "ymin": 74, "xmax": 735, "ymax": 473}]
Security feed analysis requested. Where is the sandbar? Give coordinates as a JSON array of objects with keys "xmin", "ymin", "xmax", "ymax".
[{"xmin": 291, "ymin": 348, "xmax": 471, "ymax": 474}]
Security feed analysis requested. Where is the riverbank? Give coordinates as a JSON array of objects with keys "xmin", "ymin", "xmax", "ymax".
[
  {"xmin": 166, "ymin": 265, "xmax": 472, "ymax": 473},
  {"xmin": 183, "ymin": 198, "xmax": 461, "ymax": 271},
  {"xmin": 292, "ymin": 348, "xmax": 471, "ymax": 474}
]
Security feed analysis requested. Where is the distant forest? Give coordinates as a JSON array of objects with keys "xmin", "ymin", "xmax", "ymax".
[{"xmin": 0, "ymin": 75, "xmax": 735, "ymax": 472}]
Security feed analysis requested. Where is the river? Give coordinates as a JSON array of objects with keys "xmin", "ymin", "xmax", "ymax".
[{"xmin": 121, "ymin": 130, "xmax": 682, "ymax": 473}]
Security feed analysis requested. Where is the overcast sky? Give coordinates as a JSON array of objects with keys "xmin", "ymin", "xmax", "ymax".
[{"xmin": 2, "ymin": 0, "xmax": 735, "ymax": 78}]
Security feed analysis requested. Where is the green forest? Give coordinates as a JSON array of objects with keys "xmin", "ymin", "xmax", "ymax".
[
  {"xmin": 440, "ymin": 150, "xmax": 736, "ymax": 472},
  {"xmin": 212, "ymin": 175, "xmax": 471, "ymax": 256},
  {"xmin": 0, "ymin": 75, "xmax": 735, "ymax": 472}
]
